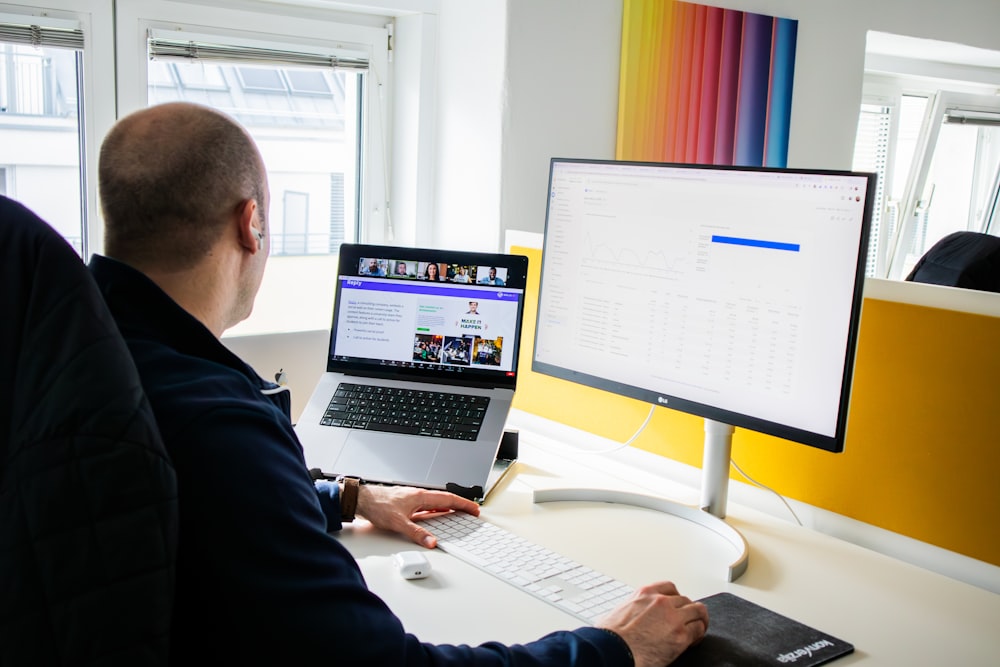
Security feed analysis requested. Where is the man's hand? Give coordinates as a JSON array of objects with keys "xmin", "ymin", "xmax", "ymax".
[
  {"xmin": 356, "ymin": 484, "xmax": 480, "ymax": 548},
  {"xmin": 597, "ymin": 581, "xmax": 708, "ymax": 667}
]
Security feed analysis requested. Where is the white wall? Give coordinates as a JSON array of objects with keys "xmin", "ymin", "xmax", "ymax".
[
  {"xmin": 429, "ymin": 0, "xmax": 506, "ymax": 251},
  {"xmin": 500, "ymin": 0, "xmax": 623, "ymax": 246}
]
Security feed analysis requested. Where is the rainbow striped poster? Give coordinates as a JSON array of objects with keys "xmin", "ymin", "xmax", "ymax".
[{"xmin": 617, "ymin": 0, "xmax": 798, "ymax": 167}]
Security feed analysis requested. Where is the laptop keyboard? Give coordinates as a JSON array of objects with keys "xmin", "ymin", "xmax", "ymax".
[
  {"xmin": 423, "ymin": 511, "xmax": 635, "ymax": 624},
  {"xmin": 319, "ymin": 382, "xmax": 490, "ymax": 441}
]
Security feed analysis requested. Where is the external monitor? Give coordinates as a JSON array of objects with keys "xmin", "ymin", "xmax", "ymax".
[{"xmin": 533, "ymin": 158, "xmax": 875, "ymax": 521}]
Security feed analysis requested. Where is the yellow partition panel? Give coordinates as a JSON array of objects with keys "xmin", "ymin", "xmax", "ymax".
[{"xmin": 513, "ymin": 246, "xmax": 1000, "ymax": 566}]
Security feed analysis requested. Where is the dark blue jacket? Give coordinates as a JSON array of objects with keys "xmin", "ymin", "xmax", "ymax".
[
  {"xmin": 88, "ymin": 255, "xmax": 631, "ymax": 666},
  {"xmin": 0, "ymin": 197, "xmax": 177, "ymax": 666}
]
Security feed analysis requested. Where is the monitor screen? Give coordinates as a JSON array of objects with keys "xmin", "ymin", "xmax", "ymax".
[{"xmin": 533, "ymin": 158, "xmax": 875, "ymax": 453}]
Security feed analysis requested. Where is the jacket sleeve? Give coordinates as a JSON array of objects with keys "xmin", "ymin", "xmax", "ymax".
[{"xmin": 314, "ymin": 478, "xmax": 344, "ymax": 532}]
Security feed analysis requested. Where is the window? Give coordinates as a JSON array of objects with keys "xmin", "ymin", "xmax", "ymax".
[
  {"xmin": 173, "ymin": 61, "xmax": 227, "ymax": 90},
  {"xmin": 236, "ymin": 66, "xmax": 285, "ymax": 93},
  {"xmin": 287, "ymin": 69, "xmax": 332, "ymax": 95},
  {"xmin": 0, "ymin": 24, "xmax": 86, "ymax": 254},
  {"xmin": 855, "ymin": 33, "xmax": 1000, "ymax": 281},
  {"xmin": 1, "ymin": 1, "xmax": 390, "ymax": 335},
  {"xmin": 898, "ymin": 102, "xmax": 1000, "ymax": 276},
  {"xmin": 281, "ymin": 191, "xmax": 310, "ymax": 255},
  {"xmin": 857, "ymin": 89, "xmax": 1000, "ymax": 280}
]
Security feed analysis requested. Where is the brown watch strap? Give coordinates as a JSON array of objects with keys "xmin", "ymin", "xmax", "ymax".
[{"xmin": 340, "ymin": 476, "xmax": 361, "ymax": 522}]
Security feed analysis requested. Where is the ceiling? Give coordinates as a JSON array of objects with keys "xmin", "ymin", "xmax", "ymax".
[{"xmin": 867, "ymin": 31, "xmax": 1000, "ymax": 69}]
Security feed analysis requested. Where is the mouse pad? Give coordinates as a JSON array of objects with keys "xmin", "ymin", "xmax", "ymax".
[{"xmin": 672, "ymin": 592, "xmax": 854, "ymax": 667}]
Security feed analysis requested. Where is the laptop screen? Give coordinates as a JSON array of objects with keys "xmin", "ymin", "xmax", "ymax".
[{"xmin": 327, "ymin": 244, "xmax": 529, "ymax": 389}]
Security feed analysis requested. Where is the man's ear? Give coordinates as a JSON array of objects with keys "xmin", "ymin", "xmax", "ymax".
[{"xmin": 236, "ymin": 198, "xmax": 262, "ymax": 251}]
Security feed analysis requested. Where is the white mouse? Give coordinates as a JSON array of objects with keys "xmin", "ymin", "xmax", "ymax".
[{"xmin": 393, "ymin": 550, "xmax": 432, "ymax": 579}]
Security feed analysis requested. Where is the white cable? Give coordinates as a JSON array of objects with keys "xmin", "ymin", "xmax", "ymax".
[
  {"xmin": 539, "ymin": 407, "xmax": 801, "ymax": 526},
  {"xmin": 730, "ymin": 458, "xmax": 802, "ymax": 526},
  {"xmin": 557, "ymin": 404, "xmax": 656, "ymax": 456}
]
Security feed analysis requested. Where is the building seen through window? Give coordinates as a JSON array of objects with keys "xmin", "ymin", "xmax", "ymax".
[{"xmin": 0, "ymin": 42, "xmax": 85, "ymax": 254}]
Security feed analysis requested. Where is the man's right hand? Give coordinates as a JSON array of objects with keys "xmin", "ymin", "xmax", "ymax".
[{"xmin": 596, "ymin": 581, "xmax": 709, "ymax": 667}]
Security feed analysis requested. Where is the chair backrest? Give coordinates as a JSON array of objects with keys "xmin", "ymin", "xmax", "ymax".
[
  {"xmin": 0, "ymin": 196, "xmax": 178, "ymax": 666},
  {"xmin": 905, "ymin": 231, "xmax": 1000, "ymax": 293}
]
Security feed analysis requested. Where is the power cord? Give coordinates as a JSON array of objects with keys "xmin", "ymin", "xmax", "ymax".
[
  {"xmin": 729, "ymin": 458, "xmax": 802, "ymax": 526},
  {"xmin": 551, "ymin": 405, "xmax": 804, "ymax": 525},
  {"xmin": 569, "ymin": 404, "xmax": 657, "ymax": 455}
]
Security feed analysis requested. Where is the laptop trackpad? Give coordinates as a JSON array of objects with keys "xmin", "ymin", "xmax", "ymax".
[{"xmin": 333, "ymin": 431, "xmax": 438, "ymax": 484}]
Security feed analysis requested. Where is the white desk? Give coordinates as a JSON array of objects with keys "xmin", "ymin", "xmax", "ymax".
[{"xmin": 335, "ymin": 412, "xmax": 1000, "ymax": 665}]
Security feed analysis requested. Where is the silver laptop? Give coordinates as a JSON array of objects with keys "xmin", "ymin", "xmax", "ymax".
[{"xmin": 295, "ymin": 243, "xmax": 529, "ymax": 502}]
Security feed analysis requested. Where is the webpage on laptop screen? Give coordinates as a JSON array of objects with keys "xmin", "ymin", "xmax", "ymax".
[{"xmin": 333, "ymin": 276, "xmax": 522, "ymax": 373}]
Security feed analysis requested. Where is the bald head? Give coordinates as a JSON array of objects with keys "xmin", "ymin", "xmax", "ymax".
[{"xmin": 99, "ymin": 102, "xmax": 267, "ymax": 270}]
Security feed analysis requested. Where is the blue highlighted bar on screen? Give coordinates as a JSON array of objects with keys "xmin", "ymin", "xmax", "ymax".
[
  {"xmin": 711, "ymin": 235, "xmax": 800, "ymax": 252},
  {"xmin": 339, "ymin": 277, "xmax": 522, "ymax": 302}
]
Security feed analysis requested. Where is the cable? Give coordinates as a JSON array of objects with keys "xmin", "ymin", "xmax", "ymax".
[
  {"xmin": 729, "ymin": 458, "xmax": 802, "ymax": 526},
  {"xmin": 554, "ymin": 404, "xmax": 656, "ymax": 456},
  {"xmin": 545, "ymin": 408, "xmax": 802, "ymax": 526}
]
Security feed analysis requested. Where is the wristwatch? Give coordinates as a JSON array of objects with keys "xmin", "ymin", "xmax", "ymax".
[{"xmin": 338, "ymin": 476, "xmax": 363, "ymax": 522}]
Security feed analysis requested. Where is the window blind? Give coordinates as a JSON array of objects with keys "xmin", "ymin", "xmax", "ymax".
[
  {"xmin": 0, "ymin": 21, "xmax": 83, "ymax": 49},
  {"xmin": 854, "ymin": 103, "xmax": 892, "ymax": 277},
  {"xmin": 148, "ymin": 33, "xmax": 368, "ymax": 71},
  {"xmin": 944, "ymin": 108, "xmax": 1000, "ymax": 127}
]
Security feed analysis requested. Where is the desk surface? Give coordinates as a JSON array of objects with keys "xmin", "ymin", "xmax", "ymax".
[{"xmin": 335, "ymin": 414, "xmax": 1000, "ymax": 665}]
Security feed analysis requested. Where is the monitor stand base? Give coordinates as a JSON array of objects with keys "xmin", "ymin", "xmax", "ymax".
[{"xmin": 532, "ymin": 487, "xmax": 749, "ymax": 582}]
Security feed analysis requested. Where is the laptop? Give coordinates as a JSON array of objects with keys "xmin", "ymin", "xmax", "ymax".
[{"xmin": 295, "ymin": 243, "xmax": 529, "ymax": 502}]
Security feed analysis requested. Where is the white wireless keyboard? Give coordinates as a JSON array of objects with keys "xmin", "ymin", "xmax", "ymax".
[{"xmin": 422, "ymin": 512, "xmax": 634, "ymax": 624}]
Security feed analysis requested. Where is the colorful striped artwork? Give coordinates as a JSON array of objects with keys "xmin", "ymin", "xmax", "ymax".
[{"xmin": 617, "ymin": 0, "xmax": 798, "ymax": 167}]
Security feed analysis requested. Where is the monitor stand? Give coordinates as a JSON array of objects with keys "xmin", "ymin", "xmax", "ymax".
[
  {"xmin": 532, "ymin": 418, "xmax": 749, "ymax": 582},
  {"xmin": 701, "ymin": 419, "xmax": 734, "ymax": 518}
]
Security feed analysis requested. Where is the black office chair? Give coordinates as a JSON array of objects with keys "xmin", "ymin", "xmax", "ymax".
[
  {"xmin": 0, "ymin": 196, "xmax": 178, "ymax": 666},
  {"xmin": 905, "ymin": 230, "xmax": 1000, "ymax": 293}
]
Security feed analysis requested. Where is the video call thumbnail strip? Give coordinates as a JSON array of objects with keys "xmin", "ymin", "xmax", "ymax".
[{"xmin": 356, "ymin": 257, "xmax": 510, "ymax": 286}]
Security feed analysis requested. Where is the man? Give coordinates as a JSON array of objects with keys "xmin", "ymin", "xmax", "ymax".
[
  {"xmin": 453, "ymin": 265, "xmax": 472, "ymax": 283},
  {"xmin": 478, "ymin": 266, "xmax": 505, "ymax": 285},
  {"xmin": 90, "ymin": 102, "xmax": 708, "ymax": 666},
  {"xmin": 363, "ymin": 257, "xmax": 386, "ymax": 276}
]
